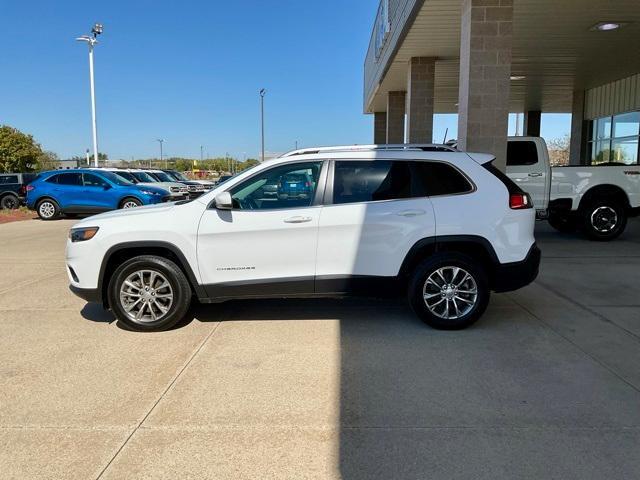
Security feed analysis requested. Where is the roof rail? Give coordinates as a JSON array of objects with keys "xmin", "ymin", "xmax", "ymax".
[{"xmin": 279, "ymin": 143, "xmax": 457, "ymax": 157}]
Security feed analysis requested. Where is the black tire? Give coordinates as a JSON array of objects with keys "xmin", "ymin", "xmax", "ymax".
[
  {"xmin": 36, "ymin": 198, "xmax": 60, "ymax": 220},
  {"xmin": 108, "ymin": 255, "xmax": 192, "ymax": 332},
  {"xmin": 119, "ymin": 197, "xmax": 142, "ymax": 209},
  {"xmin": 408, "ymin": 253, "xmax": 490, "ymax": 330},
  {"xmin": 547, "ymin": 211, "xmax": 577, "ymax": 233},
  {"xmin": 579, "ymin": 199, "xmax": 627, "ymax": 241},
  {"xmin": 1, "ymin": 194, "xmax": 20, "ymax": 210}
]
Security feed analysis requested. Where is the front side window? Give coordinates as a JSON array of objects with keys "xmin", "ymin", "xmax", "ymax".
[
  {"xmin": 83, "ymin": 173, "xmax": 108, "ymax": 187},
  {"xmin": 333, "ymin": 161, "xmax": 411, "ymax": 204},
  {"xmin": 229, "ymin": 162, "xmax": 322, "ymax": 210}
]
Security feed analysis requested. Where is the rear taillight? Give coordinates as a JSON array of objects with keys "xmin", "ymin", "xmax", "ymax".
[
  {"xmin": 509, "ymin": 192, "xmax": 532, "ymax": 210},
  {"xmin": 25, "ymin": 185, "xmax": 35, "ymax": 192}
]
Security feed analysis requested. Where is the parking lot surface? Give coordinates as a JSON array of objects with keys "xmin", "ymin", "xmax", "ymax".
[{"xmin": 0, "ymin": 218, "xmax": 639, "ymax": 479}]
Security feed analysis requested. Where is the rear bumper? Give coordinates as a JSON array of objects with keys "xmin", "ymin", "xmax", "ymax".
[
  {"xmin": 69, "ymin": 284, "xmax": 101, "ymax": 303},
  {"xmin": 492, "ymin": 244, "xmax": 541, "ymax": 293}
]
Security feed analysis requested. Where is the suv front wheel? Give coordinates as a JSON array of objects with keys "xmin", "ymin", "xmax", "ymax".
[
  {"xmin": 108, "ymin": 255, "xmax": 192, "ymax": 331},
  {"xmin": 408, "ymin": 253, "xmax": 489, "ymax": 330}
]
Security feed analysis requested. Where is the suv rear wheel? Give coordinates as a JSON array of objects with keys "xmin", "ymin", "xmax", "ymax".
[
  {"xmin": 408, "ymin": 253, "xmax": 489, "ymax": 330},
  {"xmin": 579, "ymin": 199, "xmax": 627, "ymax": 241},
  {"xmin": 120, "ymin": 197, "xmax": 142, "ymax": 209},
  {"xmin": 108, "ymin": 255, "xmax": 192, "ymax": 331},
  {"xmin": 36, "ymin": 199, "xmax": 60, "ymax": 220}
]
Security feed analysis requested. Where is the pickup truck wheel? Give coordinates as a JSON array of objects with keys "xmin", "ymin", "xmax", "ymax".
[
  {"xmin": 408, "ymin": 253, "xmax": 490, "ymax": 330},
  {"xmin": 547, "ymin": 211, "xmax": 577, "ymax": 233},
  {"xmin": 580, "ymin": 199, "xmax": 627, "ymax": 241},
  {"xmin": 108, "ymin": 255, "xmax": 192, "ymax": 332},
  {"xmin": 1, "ymin": 194, "xmax": 19, "ymax": 210},
  {"xmin": 36, "ymin": 199, "xmax": 60, "ymax": 220}
]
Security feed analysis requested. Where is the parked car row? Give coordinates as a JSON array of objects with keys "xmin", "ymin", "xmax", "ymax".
[{"xmin": 18, "ymin": 168, "xmax": 214, "ymax": 220}]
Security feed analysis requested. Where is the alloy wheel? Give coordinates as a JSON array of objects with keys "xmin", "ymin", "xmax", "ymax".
[
  {"xmin": 590, "ymin": 206, "xmax": 617, "ymax": 233},
  {"xmin": 423, "ymin": 266, "xmax": 478, "ymax": 320},
  {"xmin": 38, "ymin": 201, "xmax": 56, "ymax": 219},
  {"xmin": 119, "ymin": 270, "xmax": 174, "ymax": 323},
  {"xmin": 123, "ymin": 201, "xmax": 140, "ymax": 209}
]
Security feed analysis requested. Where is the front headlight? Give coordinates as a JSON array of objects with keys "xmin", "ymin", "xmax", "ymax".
[
  {"xmin": 140, "ymin": 189, "xmax": 162, "ymax": 195},
  {"xmin": 69, "ymin": 227, "xmax": 99, "ymax": 242}
]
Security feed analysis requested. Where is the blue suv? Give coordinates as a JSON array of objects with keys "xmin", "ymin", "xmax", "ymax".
[{"xmin": 26, "ymin": 169, "xmax": 169, "ymax": 220}]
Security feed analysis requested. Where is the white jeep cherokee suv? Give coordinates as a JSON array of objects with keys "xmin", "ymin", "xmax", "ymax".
[{"xmin": 66, "ymin": 145, "xmax": 540, "ymax": 331}]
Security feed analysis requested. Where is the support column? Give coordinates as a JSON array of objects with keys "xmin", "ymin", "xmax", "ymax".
[
  {"xmin": 406, "ymin": 57, "xmax": 436, "ymax": 143},
  {"xmin": 569, "ymin": 90, "xmax": 586, "ymax": 165},
  {"xmin": 457, "ymin": 0, "xmax": 513, "ymax": 170},
  {"xmin": 386, "ymin": 91, "xmax": 406, "ymax": 144},
  {"xmin": 523, "ymin": 110, "xmax": 541, "ymax": 136},
  {"xmin": 374, "ymin": 112, "xmax": 387, "ymax": 144}
]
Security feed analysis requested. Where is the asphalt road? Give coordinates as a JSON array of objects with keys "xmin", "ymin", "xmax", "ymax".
[{"xmin": 0, "ymin": 217, "xmax": 639, "ymax": 479}]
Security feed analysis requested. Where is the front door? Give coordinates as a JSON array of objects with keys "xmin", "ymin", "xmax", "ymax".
[{"xmin": 197, "ymin": 161, "xmax": 326, "ymax": 299}]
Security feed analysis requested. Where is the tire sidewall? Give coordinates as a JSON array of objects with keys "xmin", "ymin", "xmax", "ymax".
[
  {"xmin": 36, "ymin": 198, "xmax": 60, "ymax": 220},
  {"xmin": 108, "ymin": 256, "xmax": 191, "ymax": 331},
  {"xmin": 408, "ymin": 253, "xmax": 490, "ymax": 330},
  {"xmin": 581, "ymin": 200, "xmax": 627, "ymax": 241},
  {"xmin": 1, "ymin": 195, "xmax": 19, "ymax": 210}
]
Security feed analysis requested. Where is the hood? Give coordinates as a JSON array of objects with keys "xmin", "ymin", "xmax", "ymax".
[{"xmin": 74, "ymin": 202, "xmax": 176, "ymax": 225}]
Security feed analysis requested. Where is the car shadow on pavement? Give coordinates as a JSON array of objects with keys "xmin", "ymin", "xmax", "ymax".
[{"xmin": 80, "ymin": 302, "xmax": 115, "ymax": 323}]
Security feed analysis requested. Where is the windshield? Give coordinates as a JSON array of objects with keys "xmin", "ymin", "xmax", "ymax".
[
  {"xmin": 152, "ymin": 171, "xmax": 175, "ymax": 182},
  {"xmin": 112, "ymin": 171, "xmax": 138, "ymax": 183},
  {"xmin": 169, "ymin": 170, "xmax": 189, "ymax": 181},
  {"xmin": 131, "ymin": 171, "xmax": 158, "ymax": 183},
  {"xmin": 99, "ymin": 171, "xmax": 133, "ymax": 186}
]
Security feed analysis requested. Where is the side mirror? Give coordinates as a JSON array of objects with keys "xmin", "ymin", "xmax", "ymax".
[
  {"xmin": 103, "ymin": 184, "xmax": 112, "ymax": 190},
  {"xmin": 214, "ymin": 192, "xmax": 233, "ymax": 210}
]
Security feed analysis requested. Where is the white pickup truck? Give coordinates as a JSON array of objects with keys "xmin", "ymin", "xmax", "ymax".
[{"xmin": 505, "ymin": 136, "xmax": 640, "ymax": 241}]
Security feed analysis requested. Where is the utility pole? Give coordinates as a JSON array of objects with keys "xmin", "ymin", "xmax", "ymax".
[
  {"xmin": 157, "ymin": 139, "xmax": 165, "ymax": 168},
  {"xmin": 259, "ymin": 89, "xmax": 266, "ymax": 162},
  {"xmin": 76, "ymin": 23, "xmax": 103, "ymax": 168}
]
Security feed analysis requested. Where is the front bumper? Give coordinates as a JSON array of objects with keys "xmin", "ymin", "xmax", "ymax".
[
  {"xmin": 492, "ymin": 244, "xmax": 541, "ymax": 293},
  {"xmin": 69, "ymin": 284, "xmax": 101, "ymax": 303}
]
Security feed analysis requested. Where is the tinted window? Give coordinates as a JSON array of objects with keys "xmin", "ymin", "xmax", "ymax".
[
  {"xmin": 507, "ymin": 141, "xmax": 539, "ymax": 166},
  {"xmin": 333, "ymin": 161, "xmax": 412, "ymax": 204},
  {"xmin": 0, "ymin": 175, "xmax": 19, "ymax": 184},
  {"xmin": 412, "ymin": 162, "xmax": 473, "ymax": 196},
  {"xmin": 83, "ymin": 173, "xmax": 108, "ymax": 187},
  {"xmin": 229, "ymin": 162, "xmax": 322, "ymax": 210},
  {"xmin": 131, "ymin": 171, "xmax": 157, "ymax": 183},
  {"xmin": 57, "ymin": 173, "xmax": 82, "ymax": 186}
]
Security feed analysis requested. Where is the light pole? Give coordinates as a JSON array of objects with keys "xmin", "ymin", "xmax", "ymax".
[
  {"xmin": 198, "ymin": 145, "xmax": 203, "ymax": 171},
  {"xmin": 76, "ymin": 23, "xmax": 103, "ymax": 168},
  {"xmin": 259, "ymin": 88, "xmax": 266, "ymax": 162},
  {"xmin": 157, "ymin": 139, "xmax": 165, "ymax": 168}
]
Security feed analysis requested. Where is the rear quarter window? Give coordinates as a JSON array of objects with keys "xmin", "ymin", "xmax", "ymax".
[
  {"xmin": 0, "ymin": 175, "xmax": 19, "ymax": 184},
  {"xmin": 411, "ymin": 162, "xmax": 474, "ymax": 196}
]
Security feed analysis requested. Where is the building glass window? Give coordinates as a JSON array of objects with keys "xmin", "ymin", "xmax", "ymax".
[{"xmin": 587, "ymin": 111, "xmax": 640, "ymax": 165}]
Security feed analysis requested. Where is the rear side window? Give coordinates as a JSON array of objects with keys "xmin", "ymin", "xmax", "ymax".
[
  {"xmin": 0, "ymin": 175, "xmax": 19, "ymax": 184},
  {"xmin": 507, "ymin": 141, "xmax": 539, "ymax": 166},
  {"xmin": 56, "ymin": 173, "xmax": 82, "ymax": 186},
  {"xmin": 411, "ymin": 162, "xmax": 473, "ymax": 196},
  {"xmin": 333, "ymin": 161, "xmax": 412, "ymax": 204}
]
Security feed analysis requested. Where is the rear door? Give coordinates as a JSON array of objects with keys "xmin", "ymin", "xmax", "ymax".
[
  {"xmin": 315, "ymin": 160, "xmax": 435, "ymax": 292},
  {"xmin": 506, "ymin": 137, "xmax": 550, "ymax": 212},
  {"xmin": 51, "ymin": 173, "xmax": 83, "ymax": 208}
]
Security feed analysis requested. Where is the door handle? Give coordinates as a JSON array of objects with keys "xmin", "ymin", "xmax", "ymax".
[
  {"xmin": 283, "ymin": 216, "xmax": 312, "ymax": 223},
  {"xmin": 528, "ymin": 172, "xmax": 543, "ymax": 177},
  {"xmin": 397, "ymin": 209, "xmax": 426, "ymax": 217}
]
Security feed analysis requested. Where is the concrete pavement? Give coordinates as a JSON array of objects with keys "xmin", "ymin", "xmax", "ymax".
[{"xmin": 0, "ymin": 218, "xmax": 638, "ymax": 479}]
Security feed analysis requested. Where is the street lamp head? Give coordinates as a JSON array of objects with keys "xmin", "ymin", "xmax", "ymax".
[
  {"xmin": 92, "ymin": 23, "xmax": 103, "ymax": 37},
  {"xmin": 75, "ymin": 35, "xmax": 92, "ymax": 43}
]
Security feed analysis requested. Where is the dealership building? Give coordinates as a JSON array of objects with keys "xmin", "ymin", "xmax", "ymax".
[{"xmin": 364, "ymin": 0, "xmax": 640, "ymax": 169}]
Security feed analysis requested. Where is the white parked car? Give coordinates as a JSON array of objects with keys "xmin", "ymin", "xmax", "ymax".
[
  {"xmin": 108, "ymin": 168, "xmax": 190, "ymax": 201},
  {"xmin": 506, "ymin": 136, "xmax": 640, "ymax": 240},
  {"xmin": 67, "ymin": 145, "xmax": 539, "ymax": 331}
]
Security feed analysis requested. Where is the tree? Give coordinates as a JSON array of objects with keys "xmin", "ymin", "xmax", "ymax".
[
  {"xmin": 37, "ymin": 151, "xmax": 59, "ymax": 171},
  {"xmin": 0, "ymin": 125, "xmax": 43, "ymax": 172},
  {"xmin": 547, "ymin": 134, "xmax": 570, "ymax": 166}
]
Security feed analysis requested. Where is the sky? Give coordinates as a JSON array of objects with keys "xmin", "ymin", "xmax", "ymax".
[{"xmin": 0, "ymin": 0, "xmax": 570, "ymax": 160}]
